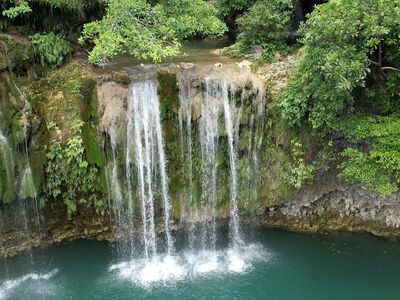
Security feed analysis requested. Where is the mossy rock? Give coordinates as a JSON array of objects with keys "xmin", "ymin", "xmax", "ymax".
[
  {"xmin": 157, "ymin": 72, "xmax": 179, "ymax": 120},
  {"xmin": 0, "ymin": 143, "xmax": 16, "ymax": 204},
  {"xmin": 82, "ymin": 123, "xmax": 104, "ymax": 167},
  {"xmin": 11, "ymin": 112, "xmax": 24, "ymax": 146},
  {"xmin": 0, "ymin": 35, "xmax": 34, "ymax": 75}
]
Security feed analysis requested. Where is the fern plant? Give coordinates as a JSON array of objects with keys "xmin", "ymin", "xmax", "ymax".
[
  {"xmin": 45, "ymin": 119, "xmax": 99, "ymax": 214},
  {"xmin": 31, "ymin": 33, "xmax": 72, "ymax": 69}
]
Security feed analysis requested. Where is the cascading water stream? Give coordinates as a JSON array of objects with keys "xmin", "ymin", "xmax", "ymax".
[
  {"xmin": 178, "ymin": 79, "xmax": 195, "ymax": 248},
  {"xmin": 221, "ymin": 82, "xmax": 243, "ymax": 247},
  {"xmin": 0, "ymin": 131, "xmax": 15, "ymax": 200},
  {"xmin": 0, "ymin": 131, "xmax": 15, "ymax": 249},
  {"xmin": 109, "ymin": 125, "xmax": 123, "ymax": 226},
  {"xmin": 1, "ymin": 41, "xmax": 42, "ymax": 238},
  {"xmin": 199, "ymin": 79, "xmax": 221, "ymax": 249},
  {"xmin": 21, "ymin": 138, "xmax": 41, "ymax": 236},
  {"xmin": 0, "ymin": 131, "xmax": 30, "ymax": 253},
  {"xmin": 129, "ymin": 80, "xmax": 173, "ymax": 257},
  {"xmin": 107, "ymin": 80, "xmax": 174, "ymax": 259},
  {"xmin": 180, "ymin": 77, "xmax": 244, "ymax": 249}
]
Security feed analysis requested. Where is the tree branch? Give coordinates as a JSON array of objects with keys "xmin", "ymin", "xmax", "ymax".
[
  {"xmin": 382, "ymin": 66, "xmax": 400, "ymax": 72},
  {"xmin": 368, "ymin": 59, "xmax": 381, "ymax": 67},
  {"xmin": 368, "ymin": 59, "xmax": 400, "ymax": 72}
]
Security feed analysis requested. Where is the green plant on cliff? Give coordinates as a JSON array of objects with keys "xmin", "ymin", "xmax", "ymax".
[
  {"xmin": 284, "ymin": 138, "xmax": 315, "ymax": 189},
  {"xmin": 281, "ymin": 0, "xmax": 400, "ymax": 130},
  {"xmin": 79, "ymin": 0, "xmax": 227, "ymax": 64},
  {"xmin": 45, "ymin": 119, "xmax": 99, "ymax": 214},
  {"xmin": 31, "ymin": 33, "xmax": 72, "ymax": 69},
  {"xmin": 336, "ymin": 113, "xmax": 400, "ymax": 197}
]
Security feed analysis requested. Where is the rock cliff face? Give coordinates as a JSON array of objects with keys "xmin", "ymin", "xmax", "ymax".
[
  {"xmin": 1, "ymin": 40, "xmax": 400, "ymax": 258},
  {"xmin": 265, "ymin": 173, "xmax": 400, "ymax": 238}
]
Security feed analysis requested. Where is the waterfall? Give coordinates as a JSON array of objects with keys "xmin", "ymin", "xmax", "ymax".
[
  {"xmin": 221, "ymin": 82, "xmax": 243, "ymax": 247},
  {"xmin": 130, "ymin": 80, "xmax": 173, "ymax": 257},
  {"xmin": 178, "ymin": 78, "xmax": 195, "ymax": 248},
  {"xmin": 1, "ymin": 41, "xmax": 42, "ymax": 241},
  {"xmin": 178, "ymin": 77, "xmax": 245, "ymax": 249},
  {"xmin": 0, "ymin": 131, "xmax": 15, "ymax": 203},
  {"xmin": 0, "ymin": 130, "xmax": 40, "ymax": 253},
  {"xmin": 107, "ymin": 79, "xmax": 173, "ymax": 259},
  {"xmin": 101, "ymin": 69, "xmax": 267, "ymax": 285},
  {"xmin": 199, "ymin": 79, "xmax": 221, "ymax": 248},
  {"xmin": 109, "ymin": 124, "xmax": 123, "ymax": 227}
]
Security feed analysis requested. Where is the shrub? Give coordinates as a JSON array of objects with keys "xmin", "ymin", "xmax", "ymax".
[
  {"xmin": 236, "ymin": 0, "xmax": 293, "ymax": 53},
  {"xmin": 31, "ymin": 33, "xmax": 72, "ymax": 69}
]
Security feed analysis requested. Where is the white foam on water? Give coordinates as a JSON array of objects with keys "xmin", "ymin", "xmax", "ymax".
[
  {"xmin": 110, "ymin": 255, "xmax": 186, "ymax": 286},
  {"xmin": 0, "ymin": 269, "xmax": 58, "ymax": 299},
  {"xmin": 109, "ymin": 244, "xmax": 268, "ymax": 288}
]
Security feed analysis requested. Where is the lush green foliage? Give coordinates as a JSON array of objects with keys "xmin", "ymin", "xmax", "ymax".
[
  {"xmin": 236, "ymin": 0, "xmax": 293, "ymax": 53},
  {"xmin": 285, "ymin": 138, "xmax": 315, "ymax": 189},
  {"xmin": 216, "ymin": 0, "xmax": 256, "ymax": 17},
  {"xmin": 336, "ymin": 113, "xmax": 400, "ymax": 196},
  {"xmin": 281, "ymin": 0, "xmax": 400, "ymax": 129},
  {"xmin": 80, "ymin": 0, "xmax": 226, "ymax": 64},
  {"xmin": 45, "ymin": 119, "xmax": 99, "ymax": 214},
  {"xmin": 2, "ymin": 1, "xmax": 32, "ymax": 18},
  {"xmin": 31, "ymin": 33, "xmax": 72, "ymax": 69}
]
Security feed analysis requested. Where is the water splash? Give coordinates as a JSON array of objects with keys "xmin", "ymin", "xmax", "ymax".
[
  {"xmin": 0, "ymin": 269, "xmax": 58, "ymax": 300},
  {"xmin": 109, "ymin": 244, "xmax": 267, "ymax": 288}
]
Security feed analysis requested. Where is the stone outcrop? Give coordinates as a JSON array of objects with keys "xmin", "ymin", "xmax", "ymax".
[{"xmin": 264, "ymin": 173, "xmax": 400, "ymax": 238}]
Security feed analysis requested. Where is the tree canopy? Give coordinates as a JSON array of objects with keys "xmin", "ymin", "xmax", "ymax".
[
  {"xmin": 281, "ymin": 0, "xmax": 400, "ymax": 129},
  {"xmin": 79, "ymin": 0, "xmax": 226, "ymax": 64}
]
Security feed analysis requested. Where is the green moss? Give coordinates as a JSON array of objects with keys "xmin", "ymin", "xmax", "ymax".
[
  {"xmin": 157, "ymin": 72, "xmax": 179, "ymax": 120},
  {"xmin": 97, "ymin": 167, "xmax": 108, "ymax": 197},
  {"xmin": 82, "ymin": 123, "xmax": 104, "ymax": 167},
  {"xmin": 11, "ymin": 112, "xmax": 24, "ymax": 146},
  {"xmin": 0, "ymin": 142, "xmax": 16, "ymax": 204},
  {"xmin": 0, "ymin": 73, "xmax": 20, "ymax": 126},
  {"xmin": 172, "ymin": 196, "xmax": 181, "ymax": 220},
  {"xmin": 80, "ymin": 78, "xmax": 98, "ymax": 123},
  {"xmin": 112, "ymin": 71, "xmax": 131, "ymax": 86}
]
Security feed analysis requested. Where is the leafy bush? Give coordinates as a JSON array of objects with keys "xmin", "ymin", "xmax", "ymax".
[
  {"xmin": 45, "ymin": 119, "xmax": 99, "ymax": 214},
  {"xmin": 285, "ymin": 139, "xmax": 315, "ymax": 189},
  {"xmin": 281, "ymin": 0, "xmax": 400, "ymax": 129},
  {"xmin": 336, "ymin": 113, "xmax": 400, "ymax": 196},
  {"xmin": 2, "ymin": 1, "xmax": 31, "ymax": 18},
  {"xmin": 31, "ymin": 33, "xmax": 72, "ymax": 69},
  {"xmin": 236, "ymin": 0, "xmax": 293, "ymax": 53}
]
